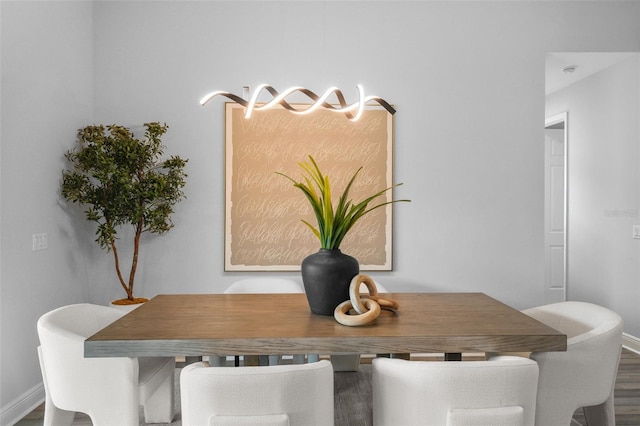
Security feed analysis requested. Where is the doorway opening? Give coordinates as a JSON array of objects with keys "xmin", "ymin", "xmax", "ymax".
[{"xmin": 544, "ymin": 113, "xmax": 567, "ymax": 304}]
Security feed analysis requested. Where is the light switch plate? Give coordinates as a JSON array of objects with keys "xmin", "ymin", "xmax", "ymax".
[
  {"xmin": 32, "ymin": 233, "xmax": 48, "ymax": 251},
  {"xmin": 633, "ymin": 226, "xmax": 640, "ymax": 239}
]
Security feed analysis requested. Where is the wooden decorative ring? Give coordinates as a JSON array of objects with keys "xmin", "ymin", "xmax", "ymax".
[
  {"xmin": 350, "ymin": 274, "xmax": 378, "ymax": 314},
  {"xmin": 369, "ymin": 295, "xmax": 400, "ymax": 311},
  {"xmin": 334, "ymin": 298, "xmax": 381, "ymax": 326}
]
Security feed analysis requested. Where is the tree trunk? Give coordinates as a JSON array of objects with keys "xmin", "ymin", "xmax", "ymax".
[
  {"xmin": 111, "ymin": 240, "xmax": 132, "ymax": 299},
  {"xmin": 127, "ymin": 219, "xmax": 144, "ymax": 300}
]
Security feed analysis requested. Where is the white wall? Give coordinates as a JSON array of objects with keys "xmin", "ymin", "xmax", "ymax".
[
  {"xmin": 0, "ymin": 1, "xmax": 94, "ymax": 423},
  {"xmin": 2, "ymin": 1, "xmax": 640, "ymax": 422},
  {"xmin": 546, "ymin": 55, "xmax": 640, "ymax": 338},
  {"xmin": 89, "ymin": 0, "xmax": 640, "ymax": 304}
]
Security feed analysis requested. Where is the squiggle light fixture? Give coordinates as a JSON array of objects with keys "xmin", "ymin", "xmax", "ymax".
[{"xmin": 199, "ymin": 84, "xmax": 396, "ymax": 121}]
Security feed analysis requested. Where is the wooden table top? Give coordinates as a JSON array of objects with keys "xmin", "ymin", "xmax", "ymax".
[{"xmin": 85, "ymin": 293, "xmax": 566, "ymax": 358}]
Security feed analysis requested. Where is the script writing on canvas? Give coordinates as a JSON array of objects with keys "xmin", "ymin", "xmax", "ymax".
[{"xmin": 224, "ymin": 103, "xmax": 394, "ymax": 271}]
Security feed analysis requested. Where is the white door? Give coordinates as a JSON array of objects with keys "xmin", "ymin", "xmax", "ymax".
[{"xmin": 544, "ymin": 113, "xmax": 567, "ymax": 303}]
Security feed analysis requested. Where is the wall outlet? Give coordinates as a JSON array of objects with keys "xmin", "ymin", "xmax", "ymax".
[{"xmin": 32, "ymin": 233, "xmax": 48, "ymax": 251}]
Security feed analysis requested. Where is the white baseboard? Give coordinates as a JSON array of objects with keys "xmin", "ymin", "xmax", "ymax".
[
  {"xmin": 0, "ymin": 383, "xmax": 44, "ymax": 426},
  {"xmin": 623, "ymin": 332, "xmax": 640, "ymax": 355}
]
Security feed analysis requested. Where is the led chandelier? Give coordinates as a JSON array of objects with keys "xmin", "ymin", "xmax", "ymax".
[{"xmin": 200, "ymin": 84, "xmax": 396, "ymax": 121}]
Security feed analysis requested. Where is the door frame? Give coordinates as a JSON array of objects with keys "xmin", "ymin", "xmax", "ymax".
[{"xmin": 544, "ymin": 112, "xmax": 568, "ymax": 302}]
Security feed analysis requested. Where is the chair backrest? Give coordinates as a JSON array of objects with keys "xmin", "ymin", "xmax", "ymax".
[
  {"xmin": 180, "ymin": 359, "xmax": 334, "ymax": 426},
  {"xmin": 523, "ymin": 301, "xmax": 622, "ymax": 342},
  {"xmin": 523, "ymin": 301, "xmax": 623, "ymax": 425},
  {"xmin": 38, "ymin": 303, "xmax": 124, "ymax": 340},
  {"xmin": 37, "ymin": 304, "xmax": 138, "ymax": 412},
  {"xmin": 372, "ymin": 356, "xmax": 539, "ymax": 426},
  {"xmin": 224, "ymin": 278, "xmax": 303, "ymax": 294}
]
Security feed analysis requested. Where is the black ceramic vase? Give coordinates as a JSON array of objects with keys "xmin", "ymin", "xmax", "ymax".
[{"xmin": 301, "ymin": 249, "xmax": 360, "ymax": 316}]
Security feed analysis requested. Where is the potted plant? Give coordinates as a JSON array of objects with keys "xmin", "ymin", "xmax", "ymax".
[
  {"xmin": 61, "ymin": 122, "xmax": 188, "ymax": 306},
  {"xmin": 277, "ymin": 156, "xmax": 409, "ymax": 315}
]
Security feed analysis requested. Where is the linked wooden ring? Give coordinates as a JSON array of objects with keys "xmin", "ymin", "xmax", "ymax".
[
  {"xmin": 334, "ymin": 274, "xmax": 400, "ymax": 326},
  {"xmin": 350, "ymin": 274, "xmax": 378, "ymax": 314},
  {"xmin": 369, "ymin": 295, "xmax": 400, "ymax": 311},
  {"xmin": 334, "ymin": 298, "xmax": 381, "ymax": 326}
]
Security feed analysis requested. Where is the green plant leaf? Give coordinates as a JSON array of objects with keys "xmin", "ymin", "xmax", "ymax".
[{"xmin": 277, "ymin": 155, "xmax": 410, "ymax": 250}]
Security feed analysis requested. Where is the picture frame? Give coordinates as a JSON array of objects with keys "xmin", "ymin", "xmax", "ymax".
[{"xmin": 224, "ymin": 103, "xmax": 395, "ymax": 271}]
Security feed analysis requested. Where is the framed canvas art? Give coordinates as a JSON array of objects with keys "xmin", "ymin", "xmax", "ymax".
[{"xmin": 224, "ymin": 103, "xmax": 394, "ymax": 271}]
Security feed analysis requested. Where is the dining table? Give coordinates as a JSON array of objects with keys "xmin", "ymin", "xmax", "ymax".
[{"xmin": 85, "ymin": 292, "xmax": 566, "ymax": 361}]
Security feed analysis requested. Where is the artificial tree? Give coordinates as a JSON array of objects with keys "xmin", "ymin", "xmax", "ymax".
[{"xmin": 61, "ymin": 122, "xmax": 188, "ymax": 304}]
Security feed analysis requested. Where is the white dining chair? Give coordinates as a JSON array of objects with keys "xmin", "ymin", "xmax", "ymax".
[
  {"xmin": 37, "ymin": 303, "xmax": 175, "ymax": 426},
  {"xmin": 180, "ymin": 359, "xmax": 334, "ymax": 426},
  {"xmin": 500, "ymin": 301, "xmax": 624, "ymax": 426},
  {"xmin": 222, "ymin": 278, "xmax": 316, "ymax": 366},
  {"xmin": 372, "ymin": 356, "xmax": 539, "ymax": 426}
]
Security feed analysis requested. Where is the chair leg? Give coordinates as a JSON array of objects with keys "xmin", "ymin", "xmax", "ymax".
[
  {"xmin": 38, "ymin": 346, "xmax": 76, "ymax": 426},
  {"xmin": 584, "ymin": 345, "xmax": 620, "ymax": 426},
  {"xmin": 142, "ymin": 370, "xmax": 175, "ymax": 423},
  {"xmin": 42, "ymin": 399, "xmax": 75, "ymax": 426},
  {"xmin": 583, "ymin": 390, "xmax": 615, "ymax": 426},
  {"xmin": 331, "ymin": 354, "xmax": 361, "ymax": 371}
]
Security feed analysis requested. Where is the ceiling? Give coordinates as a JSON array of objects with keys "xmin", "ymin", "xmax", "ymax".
[{"xmin": 545, "ymin": 52, "xmax": 638, "ymax": 95}]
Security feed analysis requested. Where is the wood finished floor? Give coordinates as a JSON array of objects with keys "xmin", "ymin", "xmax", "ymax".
[{"xmin": 16, "ymin": 349, "xmax": 640, "ymax": 426}]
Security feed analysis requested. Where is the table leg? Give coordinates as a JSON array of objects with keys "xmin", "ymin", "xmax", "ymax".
[{"xmin": 444, "ymin": 352, "xmax": 462, "ymax": 361}]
